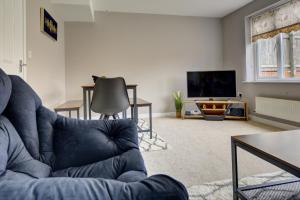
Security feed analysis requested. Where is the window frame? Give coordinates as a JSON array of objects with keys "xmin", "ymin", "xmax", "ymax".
[{"xmin": 245, "ymin": 0, "xmax": 300, "ymax": 83}]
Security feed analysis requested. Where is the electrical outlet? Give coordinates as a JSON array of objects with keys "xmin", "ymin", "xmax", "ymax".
[{"xmin": 238, "ymin": 92, "xmax": 243, "ymax": 99}]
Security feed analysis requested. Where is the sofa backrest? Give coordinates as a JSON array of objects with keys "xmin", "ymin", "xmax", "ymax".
[
  {"xmin": 0, "ymin": 69, "xmax": 55, "ymax": 163},
  {"xmin": 0, "ymin": 69, "xmax": 11, "ymax": 115},
  {"xmin": 0, "ymin": 68, "xmax": 52, "ymax": 176},
  {"xmin": 3, "ymin": 75, "xmax": 43, "ymax": 160}
]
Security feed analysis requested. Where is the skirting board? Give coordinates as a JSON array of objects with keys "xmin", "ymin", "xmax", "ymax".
[
  {"xmin": 140, "ymin": 112, "xmax": 176, "ymax": 118},
  {"xmin": 249, "ymin": 114, "xmax": 300, "ymax": 130},
  {"xmin": 57, "ymin": 110, "xmax": 300, "ymax": 131},
  {"xmin": 87, "ymin": 112, "xmax": 176, "ymax": 120}
]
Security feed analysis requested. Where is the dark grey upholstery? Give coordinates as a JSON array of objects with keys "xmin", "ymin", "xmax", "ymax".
[
  {"xmin": 0, "ymin": 116, "xmax": 52, "ymax": 178},
  {"xmin": 0, "ymin": 68, "xmax": 188, "ymax": 200},
  {"xmin": 0, "ymin": 69, "xmax": 11, "ymax": 115},
  {"xmin": 4, "ymin": 75, "xmax": 43, "ymax": 159}
]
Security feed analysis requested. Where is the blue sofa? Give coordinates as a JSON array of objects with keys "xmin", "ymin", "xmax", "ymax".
[{"xmin": 0, "ymin": 69, "xmax": 188, "ymax": 200}]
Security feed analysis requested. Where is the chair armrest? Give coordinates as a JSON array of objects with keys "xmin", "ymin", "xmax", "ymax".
[{"xmin": 53, "ymin": 116, "xmax": 139, "ymax": 170}]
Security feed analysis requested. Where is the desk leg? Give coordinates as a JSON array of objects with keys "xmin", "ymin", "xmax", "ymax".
[
  {"xmin": 232, "ymin": 139, "xmax": 239, "ymax": 200},
  {"xmin": 83, "ymin": 88, "xmax": 87, "ymax": 120},
  {"xmin": 149, "ymin": 104, "xmax": 152, "ymax": 139},
  {"xmin": 133, "ymin": 87, "xmax": 138, "ymax": 124},
  {"xmin": 88, "ymin": 90, "xmax": 92, "ymax": 120},
  {"xmin": 122, "ymin": 111, "xmax": 127, "ymax": 119}
]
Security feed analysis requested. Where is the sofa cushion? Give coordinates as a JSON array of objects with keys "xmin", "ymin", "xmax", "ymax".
[
  {"xmin": 0, "ymin": 174, "xmax": 188, "ymax": 200},
  {"xmin": 52, "ymin": 149, "xmax": 146, "ymax": 182},
  {"xmin": 0, "ymin": 69, "xmax": 12, "ymax": 115},
  {"xmin": 117, "ymin": 170, "xmax": 147, "ymax": 183},
  {"xmin": 36, "ymin": 106, "xmax": 57, "ymax": 168},
  {"xmin": 0, "ymin": 120, "xmax": 9, "ymax": 176},
  {"xmin": 0, "ymin": 116, "xmax": 51, "ymax": 178},
  {"xmin": 4, "ymin": 75, "xmax": 42, "ymax": 159},
  {"xmin": 0, "ymin": 170, "xmax": 35, "ymax": 182},
  {"xmin": 53, "ymin": 117, "xmax": 139, "ymax": 170}
]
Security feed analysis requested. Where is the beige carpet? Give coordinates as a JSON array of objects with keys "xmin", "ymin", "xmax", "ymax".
[{"xmin": 141, "ymin": 117, "xmax": 282, "ymax": 187}]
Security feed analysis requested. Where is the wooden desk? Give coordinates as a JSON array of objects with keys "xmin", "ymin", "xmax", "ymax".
[
  {"xmin": 54, "ymin": 100, "xmax": 82, "ymax": 119},
  {"xmin": 81, "ymin": 84, "xmax": 138, "ymax": 123},
  {"xmin": 129, "ymin": 98, "xmax": 153, "ymax": 138}
]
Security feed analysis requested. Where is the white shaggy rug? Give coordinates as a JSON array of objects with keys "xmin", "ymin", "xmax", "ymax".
[
  {"xmin": 188, "ymin": 171, "xmax": 296, "ymax": 200},
  {"xmin": 138, "ymin": 119, "xmax": 169, "ymax": 152}
]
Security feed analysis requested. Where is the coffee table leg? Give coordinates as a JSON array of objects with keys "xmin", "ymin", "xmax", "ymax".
[{"xmin": 232, "ymin": 138, "xmax": 239, "ymax": 200}]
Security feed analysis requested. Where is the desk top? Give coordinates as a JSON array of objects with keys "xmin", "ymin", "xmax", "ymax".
[
  {"xmin": 233, "ymin": 130, "xmax": 300, "ymax": 175},
  {"xmin": 82, "ymin": 84, "xmax": 137, "ymax": 89},
  {"xmin": 129, "ymin": 98, "xmax": 151, "ymax": 106},
  {"xmin": 54, "ymin": 100, "xmax": 83, "ymax": 111}
]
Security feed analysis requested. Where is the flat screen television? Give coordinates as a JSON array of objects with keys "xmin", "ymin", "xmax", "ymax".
[{"xmin": 187, "ymin": 70, "xmax": 236, "ymax": 98}]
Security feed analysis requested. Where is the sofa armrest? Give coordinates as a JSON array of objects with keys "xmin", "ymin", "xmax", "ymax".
[
  {"xmin": 0, "ymin": 173, "xmax": 188, "ymax": 200},
  {"xmin": 53, "ymin": 116, "xmax": 139, "ymax": 170},
  {"xmin": 0, "ymin": 120, "xmax": 8, "ymax": 176}
]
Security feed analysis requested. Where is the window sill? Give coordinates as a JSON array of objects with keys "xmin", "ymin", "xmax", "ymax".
[{"xmin": 243, "ymin": 80, "xmax": 300, "ymax": 84}]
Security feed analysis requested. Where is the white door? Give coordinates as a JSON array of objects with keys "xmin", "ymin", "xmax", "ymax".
[{"xmin": 0, "ymin": 0, "xmax": 26, "ymax": 79}]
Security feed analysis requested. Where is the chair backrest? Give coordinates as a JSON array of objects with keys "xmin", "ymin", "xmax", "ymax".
[{"xmin": 91, "ymin": 77, "xmax": 130, "ymax": 116}]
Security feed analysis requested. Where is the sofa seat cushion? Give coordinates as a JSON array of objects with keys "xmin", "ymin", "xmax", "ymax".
[
  {"xmin": 0, "ymin": 116, "xmax": 51, "ymax": 178},
  {"xmin": 52, "ymin": 149, "xmax": 146, "ymax": 182}
]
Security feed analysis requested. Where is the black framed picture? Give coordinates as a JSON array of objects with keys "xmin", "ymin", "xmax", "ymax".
[{"xmin": 40, "ymin": 8, "xmax": 57, "ymax": 41}]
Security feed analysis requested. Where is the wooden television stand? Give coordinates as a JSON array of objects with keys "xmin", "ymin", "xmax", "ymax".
[{"xmin": 181, "ymin": 99, "xmax": 248, "ymax": 121}]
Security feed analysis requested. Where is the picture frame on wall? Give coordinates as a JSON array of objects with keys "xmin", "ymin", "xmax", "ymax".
[{"xmin": 40, "ymin": 8, "xmax": 57, "ymax": 41}]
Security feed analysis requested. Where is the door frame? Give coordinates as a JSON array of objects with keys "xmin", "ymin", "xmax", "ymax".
[{"xmin": 22, "ymin": 0, "xmax": 27, "ymax": 81}]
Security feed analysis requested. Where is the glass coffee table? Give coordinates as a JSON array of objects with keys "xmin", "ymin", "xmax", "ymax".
[{"xmin": 231, "ymin": 130, "xmax": 300, "ymax": 200}]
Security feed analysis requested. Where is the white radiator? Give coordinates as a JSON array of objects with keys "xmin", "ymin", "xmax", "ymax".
[{"xmin": 255, "ymin": 97, "xmax": 300, "ymax": 123}]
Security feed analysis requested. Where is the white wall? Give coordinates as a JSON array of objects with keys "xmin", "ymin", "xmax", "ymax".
[
  {"xmin": 65, "ymin": 12, "xmax": 223, "ymax": 113},
  {"xmin": 26, "ymin": 0, "xmax": 66, "ymax": 109}
]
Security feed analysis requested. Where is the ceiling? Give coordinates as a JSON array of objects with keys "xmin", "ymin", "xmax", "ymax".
[
  {"xmin": 51, "ymin": 0, "xmax": 95, "ymax": 22},
  {"xmin": 51, "ymin": 0, "xmax": 253, "ymax": 22},
  {"xmin": 93, "ymin": 0, "xmax": 253, "ymax": 18}
]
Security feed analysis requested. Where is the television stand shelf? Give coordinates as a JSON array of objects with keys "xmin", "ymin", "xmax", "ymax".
[{"xmin": 181, "ymin": 100, "xmax": 248, "ymax": 121}]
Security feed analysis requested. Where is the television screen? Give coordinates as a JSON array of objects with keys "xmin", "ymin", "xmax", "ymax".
[{"xmin": 187, "ymin": 71, "xmax": 236, "ymax": 98}]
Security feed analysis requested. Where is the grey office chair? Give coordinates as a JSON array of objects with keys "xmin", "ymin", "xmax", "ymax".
[{"xmin": 91, "ymin": 77, "xmax": 130, "ymax": 120}]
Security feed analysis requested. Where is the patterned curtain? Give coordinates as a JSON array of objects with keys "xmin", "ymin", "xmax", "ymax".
[{"xmin": 252, "ymin": 0, "xmax": 300, "ymax": 42}]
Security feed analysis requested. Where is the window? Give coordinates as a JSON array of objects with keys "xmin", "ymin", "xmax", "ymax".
[
  {"xmin": 293, "ymin": 31, "xmax": 300, "ymax": 77},
  {"xmin": 246, "ymin": 0, "xmax": 300, "ymax": 82}
]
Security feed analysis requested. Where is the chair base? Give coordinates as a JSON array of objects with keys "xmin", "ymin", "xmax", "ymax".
[{"xmin": 99, "ymin": 114, "xmax": 120, "ymax": 120}]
